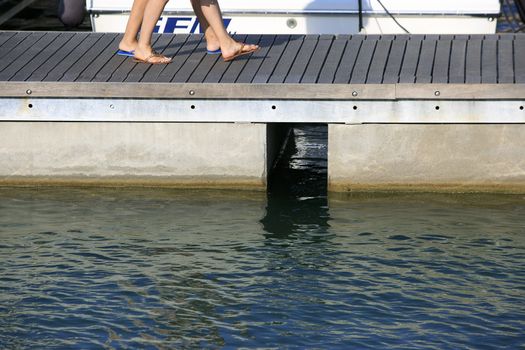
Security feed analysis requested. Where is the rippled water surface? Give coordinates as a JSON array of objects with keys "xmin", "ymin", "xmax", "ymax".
[
  {"xmin": 1, "ymin": 186, "xmax": 524, "ymax": 349},
  {"xmin": 1, "ymin": 3, "xmax": 525, "ymax": 349}
]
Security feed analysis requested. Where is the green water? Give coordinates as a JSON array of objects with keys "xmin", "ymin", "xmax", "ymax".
[{"xmin": 0, "ymin": 187, "xmax": 524, "ymax": 349}]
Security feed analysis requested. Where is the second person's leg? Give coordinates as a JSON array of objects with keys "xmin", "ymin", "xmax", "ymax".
[
  {"xmin": 134, "ymin": 0, "xmax": 172, "ymax": 64},
  {"xmin": 190, "ymin": 0, "xmax": 220, "ymax": 53},
  {"xmin": 197, "ymin": 0, "xmax": 259, "ymax": 60},
  {"xmin": 119, "ymin": 0, "xmax": 149, "ymax": 53}
]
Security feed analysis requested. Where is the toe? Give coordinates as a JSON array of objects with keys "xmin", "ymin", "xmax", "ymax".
[
  {"xmin": 155, "ymin": 56, "xmax": 171, "ymax": 64},
  {"xmin": 243, "ymin": 43, "xmax": 259, "ymax": 52}
]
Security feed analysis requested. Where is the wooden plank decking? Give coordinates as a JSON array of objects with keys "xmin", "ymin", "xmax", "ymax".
[
  {"xmin": 0, "ymin": 32, "xmax": 524, "ymax": 124},
  {"xmin": 0, "ymin": 32, "xmax": 524, "ymax": 85}
]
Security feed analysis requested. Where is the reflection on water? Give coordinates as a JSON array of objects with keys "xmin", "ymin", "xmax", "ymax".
[
  {"xmin": 0, "ymin": 125, "xmax": 524, "ymax": 350},
  {"xmin": 263, "ymin": 124, "xmax": 329, "ymax": 240},
  {"xmin": 1, "ymin": 167, "xmax": 525, "ymax": 347},
  {"xmin": 1, "ymin": 187, "xmax": 524, "ymax": 349},
  {"xmin": 1, "ymin": 3, "xmax": 524, "ymax": 348}
]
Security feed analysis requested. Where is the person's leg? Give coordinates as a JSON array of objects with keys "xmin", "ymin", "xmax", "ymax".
[
  {"xmin": 119, "ymin": 0, "xmax": 149, "ymax": 52},
  {"xmin": 197, "ymin": 0, "xmax": 258, "ymax": 59},
  {"xmin": 190, "ymin": 0, "xmax": 220, "ymax": 52},
  {"xmin": 134, "ymin": 0, "xmax": 172, "ymax": 63}
]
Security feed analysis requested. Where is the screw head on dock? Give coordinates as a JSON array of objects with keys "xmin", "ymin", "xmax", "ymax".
[
  {"xmin": 26, "ymin": 89, "xmax": 32, "ymax": 95},
  {"xmin": 189, "ymin": 90, "xmax": 195, "ymax": 96},
  {"xmin": 352, "ymin": 91, "xmax": 358, "ymax": 97},
  {"xmin": 287, "ymin": 18, "xmax": 297, "ymax": 29},
  {"xmin": 434, "ymin": 91, "xmax": 441, "ymax": 97}
]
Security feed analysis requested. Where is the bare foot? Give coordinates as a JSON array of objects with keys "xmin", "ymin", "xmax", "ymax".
[
  {"xmin": 204, "ymin": 28, "xmax": 220, "ymax": 52},
  {"xmin": 133, "ymin": 45, "xmax": 172, "ymax": 64},
  {"xmin": 119, "ymin": 39, "xmax": 138, "ymax": 53},
  {"xmin": 221, "ymin": 40, "xmax": 259, "ymax": 61}
]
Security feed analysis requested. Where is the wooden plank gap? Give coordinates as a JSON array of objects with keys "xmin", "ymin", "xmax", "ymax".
[
  {"xmin": 76, "ymin": 34, "xmax": 122, "ymax": 82},
  {"xmin": 41, "ymin": 33, "xmax": 94, "ymax": 82},
  {"xmin": 138, "ymin": 34, "xmax": 190, "ymax": 83},
  {"xmin": 317, "ymin": 36, "xmax": 348, "ymax": 83},
  {"xmin": 333, "ymin": 37, "xmax": 363, "ymax": 84},
  {"xmin": 301, "ymin": 35, "xmax": 334, "ymax": 84},
  {"xmin": 1, "ymin": 32, "xmax": 63, "ymax": 81},
  {"xmin": 285, "ymin": 35, "xmax": 319, "ymax": 83},
  {"xmin": 220, "ymin": 34, "xmax": 262, "ymax": 83},
  {"xmin": 156, "ymin": 34, "xmax": 203, "ymax": 83},
  {"xmin": 235, "ymin": 35, "xmax": 276, "ymax": 83},
  {"xmin": 268, "ymin": 35, "xmax": 305, "ymax": 84},
  {"xmin": 251, "ymin": 35, "xmax": 290, "ymax": 83},
  {"xmin": 65, "ymin": 33, "xmax": 117, "ymax": 82}
]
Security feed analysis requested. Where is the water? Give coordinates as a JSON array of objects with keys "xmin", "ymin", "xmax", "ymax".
[
  {"xmin": 1, "ymin": 4, "xmax": 525, "ymax": 349},
  {"xmin": 1, "ymin": 186, "xmax": 524, "ymax": 349}
]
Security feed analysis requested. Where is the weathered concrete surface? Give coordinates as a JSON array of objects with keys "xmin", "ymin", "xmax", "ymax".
[
  {"xmin": 0, "ymin": 122, "xmax": 267, "ymax": 189},
  {"xmin": 329, "ymin": 124, "xmax": 525, "ymax": 193}
]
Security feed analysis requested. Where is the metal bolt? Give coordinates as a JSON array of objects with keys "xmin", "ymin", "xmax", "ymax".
[
  {"xmin": 434, "ymin": 91, "xmax": 440, "ymax": 96},
  {"xmin": 26, "ymin": 89, "xmax": 32, "ymax": 95},
  {"xmin": 352, "ymin": 91, "xmax": 358, "ymax": 97},
  {"xmin": 189, "ymin": 90, "xmax": 195, "ymax": 96},
  {"xmin": 109, "ymin": 104, "xmax": 115, "ymax": 110}
]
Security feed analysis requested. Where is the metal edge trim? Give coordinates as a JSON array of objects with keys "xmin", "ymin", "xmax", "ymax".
[
  {"xmin": 0, "ymin": 83, "xmax": 394, "ymax": 100},
  {"xmin": 1, "ymin": 82, "xmax": 523, "ymax": 100},
  {"xmin": 395, "ymin": 84, "xmax": 525, "ymax": 100}
]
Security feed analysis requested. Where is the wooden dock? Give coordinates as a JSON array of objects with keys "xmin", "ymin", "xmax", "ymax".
[
  {"xmin": 0, "ymin": 31, "xmax": 524, "ymax": 192},
  {"xmin": 0, "ymin": 32, "xmax": 523, "ymax": 84},
  {"xmin": 0, "ymin": 32, "xmax": 524, "ymax": 123}
]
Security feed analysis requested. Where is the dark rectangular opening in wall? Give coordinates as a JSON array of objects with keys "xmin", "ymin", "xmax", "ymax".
[
  {"xmin": 267, "ymin": 123, "xmax": 328, "ymax": 197},
  {"xmin": 262, "ymin": 123, "xmax": 329, "ymax": 237}
]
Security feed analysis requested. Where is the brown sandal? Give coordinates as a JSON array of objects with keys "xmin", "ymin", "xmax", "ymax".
[
  {"xmin": 223, "ymin": 43, "xmax": 259, "ymax": 62},
  {"xmin": 133, "ymin": 52, "xmax": 172, "ymax": 65}
]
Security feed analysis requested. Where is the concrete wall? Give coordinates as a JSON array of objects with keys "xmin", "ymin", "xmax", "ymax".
[
  {"xmin": 329, "ymin": 124, "xmax": 525, "ymax": 193},
  {"xmin": 0, "ymin": 122, "xmax": 268, "ymax": 189},
  {"xmin": 4, "ymin": 122, "xmax": 524, "ymax": 193}
]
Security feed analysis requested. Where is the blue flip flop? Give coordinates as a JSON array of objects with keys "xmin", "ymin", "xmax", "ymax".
[
  {"xmin": 117, "ymin": 49, "xmax": 135, "ymax": 57},
  {"xmin": 207, "ymin": 48, "xmax": 222, "ymax": 55}
]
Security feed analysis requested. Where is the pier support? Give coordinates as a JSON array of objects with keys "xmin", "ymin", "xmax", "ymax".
[
  {"xmin": 328, "ymin": 124, "xmax": 525, "ymax": 193},
  {"xmin": 1, "ymin": 33, "xmax": 524, "ymax": 192},
  {"xmin": 0, "ymin": 122, "xmax": 269, "ymax": 189}
]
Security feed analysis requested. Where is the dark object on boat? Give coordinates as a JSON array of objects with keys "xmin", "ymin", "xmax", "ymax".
[
  {"xmin": 516, "ymin": 0, "xmax": 525, "ymax": 22},
  {"xmin": 58, "ymin": 0, "xmax": 86, "ymax": 27},
  {"xmin": 500, "ymin": 0, "xmax": 525, "ymax": 32},
  {"xmin": 0, "ymin": 0, "xmax": 37, "ymax": 27}
]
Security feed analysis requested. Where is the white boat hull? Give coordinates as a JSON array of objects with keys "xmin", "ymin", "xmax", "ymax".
[
  {"xmin": 91, "ymin": 13, "xmax": 498, "ymax": 35},
  {"xmin": 88, "ymin": 0, "xmax": 500, "ymax": 35}
]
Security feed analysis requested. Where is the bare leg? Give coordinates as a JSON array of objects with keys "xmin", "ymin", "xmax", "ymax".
[
  {"xmin": 134, "ymin": 0, "xmax": 172, "ymax": 63},
  {"xmin": 190, "ymin": 0, "xmax": 220, "ymax": 52},
  {"xmin": 119, "ymin": 0, "xmax": 148, "ymax": 52},
  {"xmin": 197, "ymin": 0, "xmax": 258, "ymax": 58}
]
